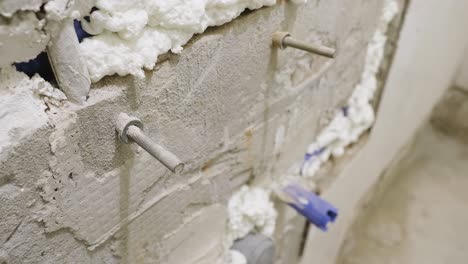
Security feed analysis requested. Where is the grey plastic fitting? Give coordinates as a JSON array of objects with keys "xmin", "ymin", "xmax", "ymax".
[
  {"xmin": 116, "ymin": 113, "xmax": 184, "ymax": 173},
  {"xmin": 47, "ymin": 19, "xmax": 91, "ymax": 104},
  {"xmin": 231, "ymin": 234, "xmax": 275, "ymax": 264},
  {"xmin": 272, "ymin": 31, "xmax": 336, "ymax": 59}
]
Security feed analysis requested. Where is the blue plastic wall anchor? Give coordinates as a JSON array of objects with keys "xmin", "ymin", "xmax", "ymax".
[{"xmin": 283, "ymin": 184, "xmax": 338, "ymax": 231}]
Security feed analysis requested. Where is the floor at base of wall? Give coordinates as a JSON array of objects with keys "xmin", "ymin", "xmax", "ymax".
[{"xmin": 336, "ymin": 122, "xmax": 468, "ymax": 264}]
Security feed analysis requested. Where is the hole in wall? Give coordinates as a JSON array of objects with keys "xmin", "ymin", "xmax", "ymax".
[{"xmin": 15, "ymin": 52, "xmax": 55, "ymax": 83}]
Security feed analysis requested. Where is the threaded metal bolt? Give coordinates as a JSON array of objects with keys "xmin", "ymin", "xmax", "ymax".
[
  {"xmin": 116, "ymin": 113, "xmax": 184, "ymax": 173},
  {"xmin": 272, "ymin": 31, "xmax": 336, "ymax": 59}
]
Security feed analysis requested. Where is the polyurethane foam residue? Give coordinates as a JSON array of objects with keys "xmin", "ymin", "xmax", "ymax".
[
  {"xmin": 226, "ymin": 185, "xmax": 277, "ymax": 242},
  {"xmin": 80, "ymin": 0, "xmax": 276, "ymax": 82},
  {"xmin": 0, "ymin": 66, "xmax": 67, "ymax": 153}
]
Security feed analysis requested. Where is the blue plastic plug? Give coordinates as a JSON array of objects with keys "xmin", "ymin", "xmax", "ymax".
[{"xmin": 283, "ymin": 184, "xmax": 338, "ymax": 231}]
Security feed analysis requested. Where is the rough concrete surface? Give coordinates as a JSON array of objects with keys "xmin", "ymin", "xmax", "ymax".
[
  {"xmin": 0, "ymin": 0, "xmax": 386, "ymax": 263},
  {"xmin": 337, "ymin": 123, "xmax": 468, "ymax": 264}
]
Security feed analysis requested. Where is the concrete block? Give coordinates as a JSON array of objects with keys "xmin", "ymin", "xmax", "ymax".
[{"xmin": 0, "ymin": 0, "xmax": 388, "ymax": 262}]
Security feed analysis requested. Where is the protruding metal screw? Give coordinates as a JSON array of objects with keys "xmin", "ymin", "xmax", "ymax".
[
  {"xmin": 116, "ymin": 113, "xmax": 184, "ymax": 173},
  {"xmin": 272, "ymin": 31, "xmax": 336, "ymax": 59}
]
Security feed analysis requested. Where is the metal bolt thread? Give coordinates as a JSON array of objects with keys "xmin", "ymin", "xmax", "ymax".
[
  {"xmin": 282, "ymin": 36, "xmax": 336, "ymax": 58},
  {"xmin": 126, "ymin": 125, "xmax": 184, "ymax": 173}
]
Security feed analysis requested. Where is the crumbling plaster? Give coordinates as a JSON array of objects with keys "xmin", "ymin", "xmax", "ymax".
[
  {"xmin": 1, "ymin": 0, "xmax": 386, "ymax": 263},
  {"xmin": 0, "ymin": 13, "xmax": 49, "ymax": 68},
  {"xmin": 0, "ymin": 0, "xmax": 43, "ymax": 17}
]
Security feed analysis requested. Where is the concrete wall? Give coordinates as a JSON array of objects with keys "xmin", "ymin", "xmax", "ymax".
[
  {"xmin": 0, "ymin": 1, "xmax": 386, "ymax": 263},
  {"xmin": 301, "ymin": 0, "xmax": 468, "ymax": 263}
]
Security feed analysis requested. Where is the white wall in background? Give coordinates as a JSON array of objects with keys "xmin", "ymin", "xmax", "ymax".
[
  {"xmin": 455, "ymin": 47, "xmax": 468, "ymax": 90},
  {"xmin": 301, "ymin": 0, "xmax": 468, "ymax": 263}
]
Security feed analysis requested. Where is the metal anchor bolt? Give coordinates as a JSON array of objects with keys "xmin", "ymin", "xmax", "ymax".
[
  {"xmin": 116, "ymin": 113, "xmax": 184, "ymax": 173},
  {"xmin": 272, "ymin": 31, "xmax": 336, "ymax": 59}
]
